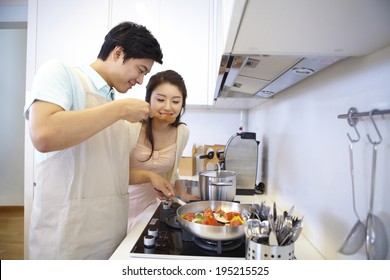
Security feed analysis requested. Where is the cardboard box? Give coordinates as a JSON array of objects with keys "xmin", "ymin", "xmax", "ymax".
[
  {"xmin": 178, "ymin": 156, "xmax": 196, "ymax": 176},
  {"xmin": 178, "ymin": 144, "xmax": 226, "ymax": 175},
  {"xmin": 178, "ymin": 144, "xmax": 202, "ymax": 176}
]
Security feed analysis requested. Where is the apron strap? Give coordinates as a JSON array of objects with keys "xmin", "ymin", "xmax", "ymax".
[{"xmin": 73, "ymin": 68, "xmax": 92, "ymax": 93}]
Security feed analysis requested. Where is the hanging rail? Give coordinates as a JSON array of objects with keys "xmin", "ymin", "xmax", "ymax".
[{"xmin": 338, "ymin": 107, "xmax": 390, "ymax": 126}]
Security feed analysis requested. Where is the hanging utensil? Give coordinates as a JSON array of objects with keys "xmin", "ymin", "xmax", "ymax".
[
  {"xmin": 339, "ymin": 114, "xmax": 366, "ymax": 255},
  {"xmin": 365, "ymin": 110, "xmax": 388, "ymax": 260}
]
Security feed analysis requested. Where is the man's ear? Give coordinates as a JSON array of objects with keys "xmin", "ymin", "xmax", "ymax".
[{"xmin": 112, "ymin": 46, "xmax": 123, "ymax": 61}]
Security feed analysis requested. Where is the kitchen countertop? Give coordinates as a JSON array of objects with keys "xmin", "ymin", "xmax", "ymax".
[{"xmin": 109, "ymin": 194, "xmax": 325, "ymax": 260}]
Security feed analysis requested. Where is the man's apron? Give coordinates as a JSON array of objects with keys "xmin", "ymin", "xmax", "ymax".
[{"xmin": 29, "ymin": 69, "xmax": 130, "ymax": 259}]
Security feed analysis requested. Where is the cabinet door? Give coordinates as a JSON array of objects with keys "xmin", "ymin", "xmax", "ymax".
[
  {"xmin": 111, "ymin": 0, "xmax": 162, "ymax": 101},
  {"xmin": 159, "ymin": 0, "xmax": 213, "ymax": 106},
  {"xmin": 35, "ymin": 0, "xmax": 110, "ymax": 69}
]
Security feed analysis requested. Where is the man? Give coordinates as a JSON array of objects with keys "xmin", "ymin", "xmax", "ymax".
[{"xmin": 24, "ymin": 21, "xmax": 173, "ymax": 259}]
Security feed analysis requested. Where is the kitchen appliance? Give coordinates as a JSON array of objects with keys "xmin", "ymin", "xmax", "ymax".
[
  {"xmin": 224, "ymin": 132, "xmax": 259, "ymax": 195},
  {"xmin": 215, "ymin": 54, "xmax": 344, "ymax": 100},
  {"xmin": 129, "ymin": 201, "xmax": 247, "ymax": 259},
  {"xmin": 214, "ymin": 0, "xmax": 390, "ymax": 109},
  {"xmin": 198, "ymin": 170, "xmax": 236, "ymax": 201}
]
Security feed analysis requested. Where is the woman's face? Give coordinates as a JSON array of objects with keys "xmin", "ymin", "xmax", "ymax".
[{"xmin": 149, "ymin": 82, "xmax": 183, "ymax": 123}]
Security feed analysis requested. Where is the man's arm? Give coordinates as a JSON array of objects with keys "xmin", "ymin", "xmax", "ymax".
[{"xmin": 28, "ymin": 99, "xmax": 149, "ymax": 152}]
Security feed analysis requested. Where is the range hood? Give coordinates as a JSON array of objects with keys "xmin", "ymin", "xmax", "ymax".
[
  {"xmin": 214, "ymin": 0, "xmax": 390, "ymax": 107},
  {"xmin": 215, "ymin": 54, "xmax": 344, "ymax": 99}
]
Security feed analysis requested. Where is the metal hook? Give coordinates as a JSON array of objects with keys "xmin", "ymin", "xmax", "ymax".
[
  {"xmin": 347, "ymin": 109, "xmax": 360, "ymax": 143},
  {"xmin": 367, "ymin": 109, "xmax": 382, "ymax": 145}
]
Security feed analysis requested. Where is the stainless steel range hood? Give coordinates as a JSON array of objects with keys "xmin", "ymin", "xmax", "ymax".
[
  {"xmin": 213, "ymin": 0, "xmax": 390, "ymax": 107},
  {"xmin": 215, "ymin": 54, "xmax": 344, "ymax": 99}
]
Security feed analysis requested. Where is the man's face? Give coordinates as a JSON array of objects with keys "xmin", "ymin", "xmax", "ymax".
[{"xmin": 111, "ymin": 55, "xmax": 155, "ymax": 93}]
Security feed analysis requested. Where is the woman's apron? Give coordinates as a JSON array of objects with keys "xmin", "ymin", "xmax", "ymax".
[{"xmin": 29, "ymin": 69, "xmax": 130, "ymax": 259}]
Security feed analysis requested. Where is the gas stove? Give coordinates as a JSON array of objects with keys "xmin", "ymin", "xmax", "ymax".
[{"xmin": 129, "ymin": 201, "xmax": 246, "ymax": 259}]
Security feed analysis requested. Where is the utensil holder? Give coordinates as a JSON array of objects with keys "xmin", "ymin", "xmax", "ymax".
[{"xmin": 245, "ymin": 239, "xmax": 296, "ymax": 260}]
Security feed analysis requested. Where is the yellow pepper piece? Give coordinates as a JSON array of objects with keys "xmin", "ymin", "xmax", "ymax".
[{"xmin": 231, "ymin": 215, "xmax": 244, "ymax": 224}]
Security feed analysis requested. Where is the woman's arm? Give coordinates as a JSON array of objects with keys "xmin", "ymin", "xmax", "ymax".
[
  {"xmin": 174, "ymin": 180, "xmax": 200, "ymax": 202},
  {"xmin": 129, "ymin": 169, "xmax": 175, "ymax": 197}
]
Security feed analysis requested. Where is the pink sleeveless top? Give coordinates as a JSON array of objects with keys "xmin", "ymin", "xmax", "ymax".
[{"xmin": 127, "ymin": 142, "xmax": 177, "ymax": 231}]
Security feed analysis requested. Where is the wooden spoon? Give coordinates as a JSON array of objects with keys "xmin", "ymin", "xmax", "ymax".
[{"xmin": 151, "ymin": 113, "xmax": 176, "ymax": 123}]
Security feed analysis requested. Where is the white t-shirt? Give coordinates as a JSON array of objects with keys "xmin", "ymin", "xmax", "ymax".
[{"xmin": 24, "ymin": 60, "xmax": 114, "ymax": 163}]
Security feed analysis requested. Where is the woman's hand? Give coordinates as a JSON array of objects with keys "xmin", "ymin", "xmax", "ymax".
[
  {"xmin": 130, "ymin": 169, "xmax": 175, "ymax": 197},
  {"xmin": 178, "ymin": 191, "xmax": 200, "ymax": 203},
  {"xmin": 173, "ymin": 179, "xmax": 200, "ymax": 202},
  {"xmin": 149, "ymin": 172, "xmax": 175, "ymax": 198}
]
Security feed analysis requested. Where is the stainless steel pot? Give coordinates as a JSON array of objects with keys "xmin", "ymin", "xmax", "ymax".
[
  {"xmin": 178, "ymin": 179, "xmax": 199, "ymax": 197},
  {"xmin": 198, "ymin": 170, "xmax": 236, "ymax": 201},
  {"xmin": 176, "ymin": 201, "xmax": 249, "ymax": 241}
]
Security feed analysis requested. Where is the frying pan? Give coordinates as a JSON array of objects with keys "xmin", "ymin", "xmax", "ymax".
[{"xmin": 176, "ymin": 200, "xmax": 250, "ymax": 241}]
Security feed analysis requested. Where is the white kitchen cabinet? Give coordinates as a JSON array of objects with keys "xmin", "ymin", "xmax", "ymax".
[
  {"xmin": 111, "ymin": 0, "xmax": 160, "ymax": 45},
  {"xmin": 34, "ymin": 0, "xmax": 110, "ymax": 69},
  {"xmin": 159, "ymin": 0, "xmax": 214, "ymax": 106},
  {"xmin": 111, "ymin": 0, "xmax": 162, "ymax": 101},
  {"xmin": 112, "ymin": 0, "xmax": 215, "ymax": 106}
]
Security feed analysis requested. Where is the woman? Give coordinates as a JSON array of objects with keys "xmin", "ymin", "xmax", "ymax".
[{"xmin": 127, "ymin": 70, "xmax": 199, "ymax": 232}]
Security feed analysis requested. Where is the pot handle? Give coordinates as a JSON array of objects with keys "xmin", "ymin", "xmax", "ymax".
[{"xmin": 211, "ymin": 181, "xmax": 233, "ymax": 186}]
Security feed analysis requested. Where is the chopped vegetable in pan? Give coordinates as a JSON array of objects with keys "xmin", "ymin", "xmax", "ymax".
[{"xmin": 181, "ymin": 207, "xmax": 244, "ymax": 226}]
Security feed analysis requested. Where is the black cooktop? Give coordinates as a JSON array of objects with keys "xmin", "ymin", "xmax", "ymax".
[{"xmin": 129, "ymin": 202, "xmax": 246, "ymax": 259}]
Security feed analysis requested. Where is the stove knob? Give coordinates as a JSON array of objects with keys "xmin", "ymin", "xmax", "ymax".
[
  {"xmin": 143, "ymin": 235, "xmax": 156, "ymax": 248},
  {"xmin": 162, "ymin": 201, "xmax": 171, "ymax": 210},
  {"xmin": 148, "ymin": 227, "xmax": 159, "ymax": 237}
]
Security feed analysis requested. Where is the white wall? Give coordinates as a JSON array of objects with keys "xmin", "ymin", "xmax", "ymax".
[
  {"xmin": 0, "ymin": 4, "xmax": 27, "ymax": 205},
  {"xmin": 181, "ymin": 108, "xmax": 244, "ymax": 156},
  {"xmin": 248, "ymin": 45, "xmax": 390, "ymax": 259}
]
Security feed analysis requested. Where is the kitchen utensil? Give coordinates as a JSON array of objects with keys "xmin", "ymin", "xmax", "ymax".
[
  {"xmin": 365, "ymin": 110, "xmax": 388, "ymax": 260},
  {"xmin": 267, "ymin": 212, "xmax": 279, "ymax": 245},
  {"xmin": 242, "ymin": 208, "xmax": 251, "ymax": 221},
  {"xmin": 224, "ymin": 132, "xmax": 259, "ymax": 195},
  {"xmin": 256, "ymin": 202, "xmax": 270, "ymax": 221},
  {"xmin": 176, "ymin": 200, "xmax": 250, "ymax": 241},
  {"xmin": 246, "ymin": 239, "xmax": 295, "ymax": 260},
  {"xmin": 273, "ymin": 202, "xmax": 277, "ymax": 222},
  {"xmin": 290, "ymin": 224, "xmax": 303, "ymax": 243},
  {"xmin": 286, "ymin": 205, "xmax": 295, "ymax": 217},
  {"xmin": 150, "ymin": 112, "xmax": 176, "ymax": 123},
  {"xmin": 244, "ymin": 218, "xmax": 261, "ymax": 239},
  {"xmin": 179, "ymin": 179, "xmax": 200, "ymax": 197},
  {"xmin": 154, "ymin": 188, "xmax": 187, "ymax": 206},
  {"xmin": 198, "ymin": 170, "xmax": 236, "ymax": 201},
  {"xmin": 269, "ymin": 230, "xmax": 278, "ymax": 246},
  {"xmin": 339, "ymin": 141, "xmax": 366, "ymax": 255},
  {"xmin": 284, "ymin": 216, "xmax": 304, "ymax": 244},
  {"xmin": 366, "ymin": 143, "xmax": 388, "ymax": 259}
]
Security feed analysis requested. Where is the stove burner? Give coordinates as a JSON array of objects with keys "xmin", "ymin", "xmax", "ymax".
[
  {"xmin": 193, "ymin": 237, "xmax": 243, "ymax": 254},
  {"xmin": 164, "ymin": 214, "xmax": 181, "ymax": 229},
  {"xmin": 130, "ymin": 202, "xmax": 247, "ymax": 259}
]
